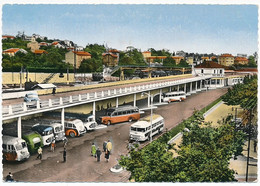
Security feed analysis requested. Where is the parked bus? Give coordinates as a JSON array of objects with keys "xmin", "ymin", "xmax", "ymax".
[
  {"xmin": 64, "ymin": 119, "xmax": 86, "ymax": 137},
  {"xmin": 31, "ymin": 124, "xmax": 55, "ymax": 146},
  {"xmin": 162, "ymin": 91, "xmax": 186, "ymax": 103},
  {"xmin": 47, "ymin": 123, "xmax": 66, "ymax": 142},
  {"xmin": 22, "ymin": 132, "xmax": 43, "ymax": 154},
  {"xmin": 100, "ymin": 105, "xmax": 140, "ymax": 125},
  {"xmin": 129, "ymin": 114, "xmax": 164, "ymax": 142},
  {"xmin": 2, "ymin": 135, "xmax": 30, "ymax": 161},
  {"xmin": 82, "ymin": 114, "xmax": 98, "ymax": 131}
]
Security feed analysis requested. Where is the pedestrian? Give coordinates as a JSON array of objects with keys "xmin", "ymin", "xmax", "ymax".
[
  {"xmin": 96, "ymin": 147, "xmax": 102, "ymax": 162},
  {"xmin": 105, "ymin": 149, "xmax": 110, "ymax": 162},
  {"xmin": 91, "ymin": 143, "xmax": 97, "ymax": 157},
  {"xmin": 6, "ymin": 172, "xmax": 14, "ymax": 182},
  {"xmin": 36, "ymin": 147, "xmax": 42, "ymax": 160},
  {"xmin": 254, "ymin": 140, "xmax": 257, "ymax": 152},
  {"xmin": 52, "ymin": 87, "xmax": 56, "ymax": 95},
  {"xmin": 106, "ymin": 140, "xmax": 113, "ymax": 154},
  {"xmin": 50, "ymin": 140, "xmax": 56, "ymax": 152},
  {"xmin": 103, "ymin": 141, "xmax": 107, "ymax": 152},
  {"xmin": 63, "ymin": 137, "xmax": 68, "ymax": 148},
  {"xmin": 63, "ymin": 148, "xmax": 67, "ymax": 162}
]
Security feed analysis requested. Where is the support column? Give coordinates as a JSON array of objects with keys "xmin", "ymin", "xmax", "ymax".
[
  {"xmin": 148, "ymin": 91, "xmax": 151, "ymax": 107},
  {"xmin": 159, "ymin": 89, "xmax": 162, "ymax": 103},
  {"xmin": 184, "ymin": 83, "xmax": 187, "ymax": 93},
  {"xmin": 61, "ymin": 108, "xmax": 65, "ymax": 131},
  {"xmin": 177, "ymin": 85, "xmax": 180, "ymax": 92},
  {"xmin": 195, "ymin": 81, "xmax": 197, "ymax": 91},
  {"xmin": 93, "ymin": 102, "xmax": 96, "ymax": 121},
  {"xmin": 17, "ymin": 117, "xmax": 22, "ymax": 138},
  {"xmin": 133, "ymin": 93, "xmax": 136, "ymax": 107},
  {"xmin": 190, "ymin": 82, "xmax": 192, "ymax": 92},
  {"xmin": 116, "ymin": 97, "xmax": 119, "ymax": 108},
  {"xmin": 200, "ymin": 80, "xmax": 202, "ymax": 90},
  {"xmin": 169, "ymin": 86, "xmax": 172, "ymax": 92},
  {"xmin": 120, "ymin": 68, "xmax": 124, "ymax": 81}
]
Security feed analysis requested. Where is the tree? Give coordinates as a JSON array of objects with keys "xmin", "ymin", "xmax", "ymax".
[
  {"xmin": 178, "ymin": 59, "xmax": 189, "ymax": 67},
  {"xmin": 119, "ymin": 111, "xmax": 246, "ymax": 182},
  {"xmin": 248, "ymin": 56, "xmax": 257, "ymax": 67},
  {"xmin": 163, "ymin": 57, "xmax": 176, "ymax": 67}
]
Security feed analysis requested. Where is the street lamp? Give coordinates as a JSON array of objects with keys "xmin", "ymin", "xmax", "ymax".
[{"xmin": 141, "ymin": 92, "xmax": 153, "ymax": 142}]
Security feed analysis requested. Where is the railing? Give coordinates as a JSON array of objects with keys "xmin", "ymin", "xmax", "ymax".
[{"xmin": 2, "ymin": 75, "xmax": 212, "ymax": 120}]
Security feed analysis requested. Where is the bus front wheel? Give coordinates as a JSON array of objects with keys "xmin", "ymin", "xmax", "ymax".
[{"xmin": 69, "ymin": 131, "xmax": 76, "ymax": 138}]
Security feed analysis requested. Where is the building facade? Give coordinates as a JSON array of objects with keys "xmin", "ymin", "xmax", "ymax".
[
  {"xmin": 218, "ymin": 54, "xmax": 234, "ymax": 66},
  {"xmin": 65, "ymin": 51, "xmax": 92, "ymax": 69},
  {"xmin": 3, "ymin": 48, "xmax": 28, "ymax": 56},
  {"xmin": 234, "ymin": 57, "xmax": 249, "ymax": 65}
]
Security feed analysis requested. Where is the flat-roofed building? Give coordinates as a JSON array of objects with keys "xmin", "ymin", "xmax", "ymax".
[
  {"xmin": 65, "ymin": 51, "xmax": 92, "ymax": 69},
  {"xmin": 218, "ymin": 53, "xmax": 234, "ymax": 66}
]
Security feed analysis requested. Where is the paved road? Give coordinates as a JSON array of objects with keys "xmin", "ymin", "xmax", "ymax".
[{"xmin": 3, "ymin": 88, "xmax": 227, "ymax": 182}]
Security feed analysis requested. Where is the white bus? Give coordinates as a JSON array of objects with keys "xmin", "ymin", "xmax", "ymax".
[
  {"xmin": 2, "ymin": 135, "xmax": 30, "ymax": 161},
  {"xmin": 129, "ymin": 114, "xmax": 164, "ymax": 142},
  {"xmin": 31, "ymin": 124, "xmax": 55, "ymax": 146},
  {"xmin": 162, "ymin": 91, "xmax": 186, "ymax": 103}
]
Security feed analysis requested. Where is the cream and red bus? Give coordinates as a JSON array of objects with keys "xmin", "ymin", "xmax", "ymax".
[
  {"xmin": 64, "ymin": 119, "xmax": 86, "ymax": 137},
  {"xmin": 100, "ymin": 105, "xmax": 140, "ymax": 125},
  {"xmin": 129, "ymin": 114, "xmax": 164, "ymax": 142},
  {"xmin": 162, "ymin": 91, "xmax": 186, "ymax": 103},
  {"xmin": 2, "ymin": 135, "xmax": 30, "ymax": 161}
]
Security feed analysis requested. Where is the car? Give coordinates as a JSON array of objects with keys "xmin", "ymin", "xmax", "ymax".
[{"xmin": 24, "ymin": 92, "xmax": 40, "ymax": 108}]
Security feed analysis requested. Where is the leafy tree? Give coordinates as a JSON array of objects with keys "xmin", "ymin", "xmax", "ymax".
[
  {"xmin": 178, "ymin": 59, "xmax": 189, "ymax": 67},
  {"xmin": 119, "ymin": 111, "xmax": 246, "ymax": 182},
  {"xmin": 163, "ymin": 57, "xmax": 176, "ymax": 67},
  {"xmin": 78, "ymin": 58, "xmax": 102, "ymax": 73},
  {"xmin": 221, "ymin": 75, "xmax": 257, "ymax": 110},
  {"xmin": 248, "ymin": 56, "xmax": 257, "ymax": 67}
]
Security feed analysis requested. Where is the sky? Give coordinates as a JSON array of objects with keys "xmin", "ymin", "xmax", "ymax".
[{"xmin": 2, "ymin": 4, "xmax": 258, "ymax": 56}]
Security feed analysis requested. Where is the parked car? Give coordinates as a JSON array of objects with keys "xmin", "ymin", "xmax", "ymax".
[{"xmin": 24, "ymin": 92, "xmax": 40, "ymax": 108}]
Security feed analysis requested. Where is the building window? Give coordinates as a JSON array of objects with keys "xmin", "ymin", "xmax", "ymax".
[{"xmin": 220, "ymin": 69, "xmax": 222, "ymax": 74}]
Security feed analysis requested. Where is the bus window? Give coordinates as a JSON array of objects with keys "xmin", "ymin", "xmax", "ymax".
[
  {"xmin": 72, "ymin": 124, "xmax": 76, "ymax": 128},
  {"xmin": 118, "ymin": 112, "xmax": 122, "ymax": 115},
  {"xmin": 137, "ymin": 128, "xmax": 145, "ymax": 132},
  {"xmin": 3, "ymin": 144, "xmax": 7, "ymax": 150},
  {"xmin": 123, "ymin": 111, "xmax": 127, "ymax": 115},
  {"xmin": 131, "ymin": 127, "xmax": 136, "ymax": 131},
  {"xmin": 127, "ymin": 110, "xmax": 131, "ymax": 114}
]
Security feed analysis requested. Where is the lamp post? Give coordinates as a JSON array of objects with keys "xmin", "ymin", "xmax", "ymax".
[{"xmin": 141, "ymin": 92, "xmax": 153, "ymax": 142}]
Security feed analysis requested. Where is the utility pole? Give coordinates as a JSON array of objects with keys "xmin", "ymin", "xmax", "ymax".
[{"xmin": 246, "ymin": 108, "xmax": 253, "ymax": 182}]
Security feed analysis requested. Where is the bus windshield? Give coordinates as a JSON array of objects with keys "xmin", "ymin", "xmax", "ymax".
[
  {"xmin": 43, "ymin": 129, "xmax": 53, "ymax": 136},
  {"xmin": 131, "ymin": 127, "xmax": 146, "ymax": 132},
  {"xmin": 15, "ymin": 142, "xmax": 27, "ymax": 151},
  {"xmin": 106, "ymin": 109, "xmax": 114, "ymax": 116}
]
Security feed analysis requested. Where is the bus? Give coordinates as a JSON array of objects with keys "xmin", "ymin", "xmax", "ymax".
[
  {"xmin": 31, "ymin": 124, "xmax": 55, "ymax": 146},
  {"xmin": 162, "ymin": 91, "xmax": 186, "ymax": 103},
  {"xmin": 100, "ymin": 105, "xmax": 140, "ymax": 125},
  {"xmin": 47, "ymin": 123, "xmax": 66, "ymax": 142},
  {"xmin": 2, "ymin": 135, "xmax": 30, "ymax": 161},
  {"xmin": 82, "ymin": 114, "xmax": 98, "ymax": 131},
  {"xmin": 129, "ymin": 114, "xmax": 164, "ymax": 142},
  {"xmin": 22, "ymin": 132, "xmax": 43, "ymax": 154},
  {"xmin": 64, "ymin": 119, "xmax": 86, "ymax": 137}
]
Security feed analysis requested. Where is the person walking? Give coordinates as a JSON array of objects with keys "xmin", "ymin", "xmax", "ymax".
[
  {"xmin": 52, "ymin": 87, "xmax": 56, "ymax": 95},
  {"xmin": 103, "ymin": 141, "xmax": 107, "ymax": 152},
  {"xmin": 105, "ymin": 149, "xmax": 110, "ymax": 162},
  {"xmin": 106, "ymin": 140, "xmax": 113, "ymax": 154},
  {"xmin": 36, "ymin": 147, "xmax": 42, "ymax": 160},
  {"xmin": 96, "ymin": 147, "xmax": 102, "ymax": 162},
  {"xmin": 6, "ymin": 172, "xmax": 14, "ymax": 182},
  {"xmin": 91, "ymin": 143, "xmax": 97, "ymax": 157},
  {"xmin": 63, "ymin": 148, "xmax": 67, "ymax": 162},
  {"xmin": 50, "ymin": 140, "xmax": 56, "ymax": 152}
]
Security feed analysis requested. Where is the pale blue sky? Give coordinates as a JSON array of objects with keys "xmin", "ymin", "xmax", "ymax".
[{"xmin": 2, "ymin": 4, "xmax": 258, "ymax": 55}]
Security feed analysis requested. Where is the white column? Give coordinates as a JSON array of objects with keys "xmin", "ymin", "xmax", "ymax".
[
  {"xmin": 101, "ymin": 91, "xmax": 104, "ymax": 97},
  {"xmin": 184, "ymin": 83, "xmax": 187, "ymax": 93},
  {"xmin": 200, "ymin": 80, "xmax": 202, "ymax": 90},
  {"xmin": 169, "ymin": 86, "xmax": 172, "ymax": 92},
  {"xmin": 23, "ymin": 102, "xmax": 27, "ymax": 111},
  {"xmin": 116, "ymin": 97, "xmax": 119, "ymax": 108},
  {"xmin": 177, "ymin": 85, "xmax": 180, "ymax": 92},
  {"xmin": 159, "ymin": 89, "xmax": 162, "ymax": 103},
  {"xmin": 108, "ymin": 90, "xmax": 111, "ymax": 96},
  {"xmin": 79, "ymin": 94, "xmax": 82, "ymax": 101},
  {"xmin": 114, "ymin": 89, "xmax": 116, "ymax": 94},
  {"xmin": 61, "ymin": 108, "xmax": 65, "ymax": 131},
  {"xmin": 93, "ymin": 102, "xmax": 96, "ymax": 121},
  {"xmin": 37, "ymin": 100, "xmax": 40, "ymax": 109},
  {"xmin": 49, "ymin": 99, "xmax": 52, "ymax": 107},
  {"xmin": 87, "ymin": 93, "xmax": 90, "ymax": 99},
  {"xmin": 94, "ymin": 92, "xmax": 97, "ymax": 98},
  {"xmin": 148, "ymin": 91, "xmax": 151, "ymax": 107},
  {"xmin": 60, "ymin": 97, "xmax": 63, "ymax": 105},
  {"xmin": 195, "ymin": 81, "xmax": 197, "ymax": 91},
  {"xmin": 69, "ymin": 96, "xmax": 73, "ymax": 102},
  {"xmin": 190, "ymin": 82, "xmax": 192, "ymax": 92},
  {"xmin": 17, "ymin": 117, "xmax": 22, "ymax": 138},
  {"xmin": 134, "ymin": 93, "xmax": 136, "ymax": 107}
]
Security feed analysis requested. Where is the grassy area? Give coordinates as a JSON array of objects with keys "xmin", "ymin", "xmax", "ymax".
[{"xmin": 202, "ymin": 96, "xmax": 222, "ymax": 113}]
